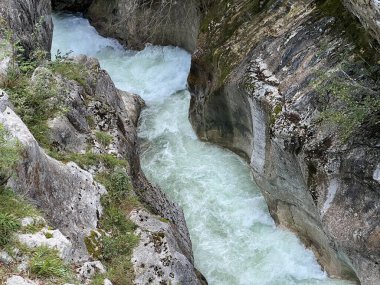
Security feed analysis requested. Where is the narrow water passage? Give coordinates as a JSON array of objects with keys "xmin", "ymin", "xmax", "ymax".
[{"xmin": 52, "ymin": 14, "xmax": 353, "ymax": 285}]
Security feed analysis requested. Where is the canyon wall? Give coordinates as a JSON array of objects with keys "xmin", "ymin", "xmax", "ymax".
[
  {"xmin": 189, "ymin": 0, "xmax": 380, "ymax": 284},
  {"xmin": 342, "ymin": 0, "xmax": 380, "ymax": 45},
  {"xmin": 86, "ymin": 0, "xmax": 201, "ymax": 52},
  {"xmin": 0, "ymin": 0, "xmax": 52, "ymax": 58},
  {"xmin": 51, "ymin": 0, "xmax": 92, "ymax": 11}
]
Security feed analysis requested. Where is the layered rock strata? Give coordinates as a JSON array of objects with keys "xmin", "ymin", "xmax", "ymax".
[{"xmin": 188, "ymin": 0, "xmax": 380, "ymax": 284}]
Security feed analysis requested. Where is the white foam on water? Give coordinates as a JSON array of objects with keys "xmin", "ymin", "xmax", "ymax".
[{"xmin": 52, "ymin": 13, "xmax": 354, "ymax": 285}]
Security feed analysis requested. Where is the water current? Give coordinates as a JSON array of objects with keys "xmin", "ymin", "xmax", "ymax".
[{"xmin": 52, "ymin": 13, "xmax": 353, "ymax": 285}]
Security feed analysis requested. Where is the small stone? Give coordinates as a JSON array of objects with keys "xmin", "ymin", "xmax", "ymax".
[
  {"xmin": 0, "ymin": 251, "xmax": 14, "ymax": 265},
  {"xmin": 17, "ymin": 257, "xmax": 29, "ymax": 273},
  {"xmin": 77, "ymin": 261, "xmax": 106, "ymax": 280},
  {"xmin": 104, "ymin": 279, "xmax": 113, "ymax": 285},
  {"xmin": 5, "ymin": 275, "xmax": 36, "ymax": 285},
  {"xmin": 373, "ymin": 164, "xmax": 380, "ymax": 183},
  {"xmin": 20, "ymin": 217, "xmax": 34, "ymax": 227}
]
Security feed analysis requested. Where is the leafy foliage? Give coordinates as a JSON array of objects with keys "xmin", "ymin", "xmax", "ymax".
[
  {"xmin": 88, "ymin": 171, "xmax": 138, "ymax": 285},
  {"xmin": 5, "ymin": 69, "xmax": 65, "ymax": 148}
]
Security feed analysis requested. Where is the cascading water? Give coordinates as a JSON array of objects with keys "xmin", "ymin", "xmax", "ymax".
[{"xmin": 52, "ymin": 13, "xmax": 354, "ymax": 285}]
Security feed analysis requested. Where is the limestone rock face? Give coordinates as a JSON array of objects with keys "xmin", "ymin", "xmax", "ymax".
[
  {"xmin": 1, "ymin": 54, "xmax": 201, "ymax": 281},
  {"xmin": 189, "ymin": 0, "xmax": 380, "ymax": 284},
  {"xmin": 130, "ymin": 209, "xmax": 207, "ymax": 285},
  {"xmin": 0, "ymin": 105, "xmax": 106, "ymax": 262},
  {"xmin": 85, "ymin": 0, "xmax": 201, "ymax": 52},
  {"xmin": 0, "ymin": 0, "xmax": 53, "ymax": 58},
  {"xmin": 342, "ymin": 0, "xmax": 380, "ymax": 45},
  {"xmin": 47, "ymin": 56, "xmax": 196, "ymax": 269}
]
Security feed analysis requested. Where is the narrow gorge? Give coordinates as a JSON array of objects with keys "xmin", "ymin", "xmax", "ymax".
[{"xmin": 0, "ymin": 0, "xmax": 379, "ymax": 285}]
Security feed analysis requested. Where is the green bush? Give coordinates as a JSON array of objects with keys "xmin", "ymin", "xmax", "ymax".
[
  {"xmin": 6, "ymin": 72, "xmax": 62, "ymax": 148},
  {"xmin": 30, "ymin": 246, "xmax": 70, "ymax": 278},
  {"xmin": 50, "ymin": 152, "xmax": 128, "ymax": 170},
  {"xmin": 95, "ymin": 131, "xmax": 113, "ymax": 147},
  {"xmin": 313, "ymin": 63, "xmax": 380, "ymax": 141},
  {"xmin": 0, "ymin": 187, "xmax": 40, "ymax": 219},
  {"xmin": 0, "ymin": 212, "xmax": 20, "ymax": 247},
  {"xmin": 102, "ymin": 234, "xmax": 138, "ymax": 261},
  {"xmin": 0, "ymin": 124, "xmax": 21, "ymax": 185}
]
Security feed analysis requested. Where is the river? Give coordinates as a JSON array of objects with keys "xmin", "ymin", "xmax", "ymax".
[{"xmin": 51, "ymin": 13, "xmax": 352, "ymax": 285}]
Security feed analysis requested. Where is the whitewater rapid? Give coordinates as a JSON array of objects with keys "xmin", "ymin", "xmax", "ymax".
[{"xmin": 52, "ymin": 13, "xmax": 353, "ymax": 285}]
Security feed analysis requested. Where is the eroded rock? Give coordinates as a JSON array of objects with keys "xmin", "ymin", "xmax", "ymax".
[
  {"xmin": 0, "ymin": 105, "xmax": 106, "ymax": 262},
  {"xmin": 18, "ymin": 228, "xmax": 73, "ymax": 261},
  {"xmin": 130, "ymin": 209, "xmax": 207, "ymax": 285}
]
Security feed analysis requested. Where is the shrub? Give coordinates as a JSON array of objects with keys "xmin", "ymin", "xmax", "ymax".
[
  {"xmin": 313, "ymin": 63, "xmax": 380, "ymax": 141},
  {"xmin": 30, "ymin": 246, "xmax": 70, "ymax": 278},
  {"xmin": 6, "ymin": 72, "xmax": 63, "ymax": 148},
  {"xmin": 0, "ymin": 124, "xmax": 21, "ymax": 185},
  {"xmin": 0, "ymin": 212, "xmax": 20, "ymax": 247},
  {"xmin": 95, "ymin": 131, "xmax": 113, "ymax": 147},
  {"xmin": 0, "ymin": 187, "xmax": 40, "ymax": 219}
]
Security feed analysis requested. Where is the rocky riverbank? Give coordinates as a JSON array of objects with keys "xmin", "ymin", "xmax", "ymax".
[{"xmin": 0, "ymin": 0, "xmax": 206, "ymax": 284}]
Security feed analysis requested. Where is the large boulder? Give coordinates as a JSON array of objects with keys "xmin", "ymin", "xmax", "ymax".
[{"xmin": 130, "ymin": 209, "xmax": 207, "ymax": 285}]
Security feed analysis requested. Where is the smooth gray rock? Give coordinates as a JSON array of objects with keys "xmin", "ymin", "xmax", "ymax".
[{"xmin": 0, "ymin": 251, "xmax": 14, "ymax": 265}]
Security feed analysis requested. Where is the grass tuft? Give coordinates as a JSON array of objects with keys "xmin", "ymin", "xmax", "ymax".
[
  {"xmin": 29, "ymin": 246, "xmax": 70, "ymax": 279},
  {"xmin": 0, "ymin": 212, "xmax": 20, "ymax": 247},
  {"xmin": 95, "ymin": 131, "xmax": 113, "ymax": 147}
]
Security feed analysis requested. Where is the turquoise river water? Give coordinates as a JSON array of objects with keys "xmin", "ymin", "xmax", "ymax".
[{"xmin": 51, "ymin": 13, "xmax": 353, "ymax": 285}]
